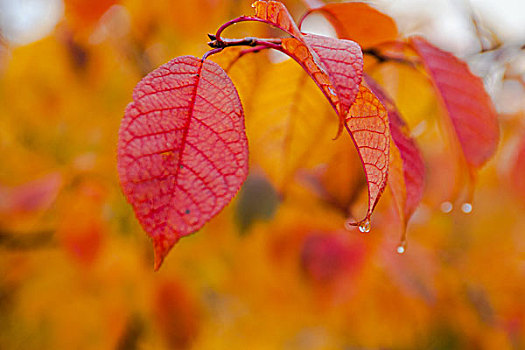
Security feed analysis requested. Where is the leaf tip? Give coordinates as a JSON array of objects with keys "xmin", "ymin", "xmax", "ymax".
[
  {"xmin": 345, "ymin": 216, "xmax": 371, "ymax": 233},
  {"xmin": 153, "ymin": 235, "xmax": 179, "ymax": 271}
]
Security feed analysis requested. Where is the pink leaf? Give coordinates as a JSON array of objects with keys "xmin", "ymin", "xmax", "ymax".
[
  {"xmin": 0, "ymin": 172, "xmax": 62, "ymax": 216},
  {"xmin": 410, "ymin": 36, "xmax": 499, "ymax": 168},
  {"xmin": 118, "ymin": 56, "xmax": 248, "ymax": 270}
]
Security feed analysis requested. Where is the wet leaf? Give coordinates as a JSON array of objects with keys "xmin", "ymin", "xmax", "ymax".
[
  {"xmin": 366, "ymin": 76, "xmax": 425, "ymax": 225},
  {"xmin": 410, "ymin": 36, "xmax": 499, "ymax": 169},
  {"xmin": 313, "ymin": 2, "xmax": 398, "ymax": 49},
  {"xmin": 117, "ymin": 55, "xmax": 248, "ymax": 270},
  {"xmin": 345, "ymin": 85, "xmax": 390, "ymax": 227}
]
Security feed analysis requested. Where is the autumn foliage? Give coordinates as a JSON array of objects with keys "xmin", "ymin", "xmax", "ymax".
[
  {"xmin": 117, "ymin": 1, "xmax": 498, "ymax": 268},
  {"xmin": 1, "ymin": 0, "xmax": 524, "ymax": 349}
]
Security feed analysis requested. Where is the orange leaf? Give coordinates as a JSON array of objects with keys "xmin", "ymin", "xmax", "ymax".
[
  {"xmin": 313, "ymin": 2, "xmax": 398, "ymax": 49},
  {"xmin": 366, "ymin": 76, "xmax": 425, "ymax": 225},
  {"xmin": 153, "ymin": 279, "xmax": 200, "ymax": 349},
  {"xmin": 410, "ymin": 36, "xmax": 499, "ymax": 169},
  {"xmin": 510, "ymin": 133, "xmax": 525, "ymax": 202},
  {"xmin": 65, "ymin": 0, "xmax": 117, "ymax": 37},
  {"xmin": 345, "ymin": 85, "xmax": 390, "ymax": 229},
  {"xmin": 251, "ymin": 0, "xmax": 303, "ymax": 37}
]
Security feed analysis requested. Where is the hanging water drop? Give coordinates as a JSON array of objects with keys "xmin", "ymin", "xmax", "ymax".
[
  {"xmin": 358, "ymin": 220, "xmax": 371, "ymax": 233},
  {"xmin": 461, "ymin": 202, "xmax": 472, "ymax": 214},
  {"xmin": 328, "ymin": 86, "xmax": 336, "ymax": 96},
  {"xmin": 397, "ymin": 243, "xmax": 406, "ymax": 254},
  {"xmin": 440, "ymin": 201, "xmax": 453, "ymax": 213}
]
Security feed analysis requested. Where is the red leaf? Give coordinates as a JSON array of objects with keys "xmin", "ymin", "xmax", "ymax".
[
  {"xmin": 410, "ymin": 36, "xmax": 499, "ymax": 169},
  {"xmin": 345, "ymin": 85, "xmax": 390, "ymax": 228},
  {"xmin": 366, "ymin": 76, "xmax": 425, "ymax": 222},
  {"xmin": 312, "ymin": 2, "xmax": 398, "ymax": 49},
  {"xmin": 252, "ymin": 3, "xmax": 364, "ymax": 132},
  {"xmin": 117, "ymin": 56, "xmax": 248, "ymax": 270},
  {"xmin": 301, "ymin": 231, "xmax": 366, "ymax": 285},
  {"xmin": 281, "ymin": 37, "xmax": 342, "ymax": 116},
  {"xmin": 251, "ymin": 0, "xmax": 303, "ymax": 37},
  {"xmin": 280, "ymin": 35, "xmax": 364, "ymax": 133},
  {"xmin": 303, "ymin": 33, "xmax": 363, "ymax": 117}
]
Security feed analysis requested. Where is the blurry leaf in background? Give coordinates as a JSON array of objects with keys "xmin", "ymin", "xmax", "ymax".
[
  {"xmin": 311, "ymin": 2, "xmax": 398, "ymax": 49},
  {"xmin": 301, "ymin": 230, "xmax": 366, "ymax": 286},
  {"xmin": 509, "ymin": 133, "xmax": 525, "ymax": 203},
  {"xmin": 56, "ymin": 179, "xmax": 106, "ymax": 267},
  {"xmin": 153, "ymin": 278, "xmax": 200, "ymax": 349},
  {"xmin": 247, "ymin": 59, "xmax": 336, "ymax": 193},
  {"xmin": 410, "ymin": 36, "xmax": 499, "ymax": 170},
  {"xmin": 235, "ymin": 173, "xmax": 280, "ymax": 234},
  {"xmin": 64, "ymin": 0, "xmax": 117, "ymax": 38},
  {"xmin": 0, "ymin": 172, "xmax": 62, "ymax": 220}
]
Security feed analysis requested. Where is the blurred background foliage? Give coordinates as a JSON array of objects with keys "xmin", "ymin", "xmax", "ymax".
[{"xmin": 0, "ymin": 0, "xmax": 524, "ymax": 349}]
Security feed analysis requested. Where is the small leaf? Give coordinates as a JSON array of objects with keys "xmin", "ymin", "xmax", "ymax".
[
  {"xmin": 251, "ymin": 0, "xmax": 303, "ymax": 37},
  {"xmin": 117, "ymin": 56, "xmax": 248, "ymax": 270},
  {"xmin": 366, "ymin": 76, "xmax": 425, "ymax": 225},
  {"xmin": 409, "ymin": 36, "xmax": 499, "ymax": 169},
  {"xmin": 313, "ymin": 2, "xmax": 398, "ymax": 48},
  {"xmin": 345, "ymin": 85, "xmax": 390, "ymax": 226}
]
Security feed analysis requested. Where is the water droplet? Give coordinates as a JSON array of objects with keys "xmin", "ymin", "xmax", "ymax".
[
  {"xmin": 328, "ymin": 87, "xmax": 336, "ymax": 96},
  {"xmin": 440, "ymin": 201, "xmax": 453, "ymax": 213},
  {"xmin": 397, "ymin": 245, "xmax": 406, "ymax": 254},
  {"xmin": 358, "ymin": 220, "xmax": 371, "ymax": 233},
  {"xmin": 461, "ymin": 202, "xmax": 472, "ymax": 214}
]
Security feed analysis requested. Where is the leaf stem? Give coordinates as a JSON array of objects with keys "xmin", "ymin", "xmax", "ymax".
[
  {"xmin": 214, "ymin": 16, "xmax": 269, "ymax": 45},
  {"xmin": 363, "ymin": 47, "xmax": 418, "ymax": 67},
  {"xmin": 203, "ymin": 36, "xmax": 281, "ymax": 61},
  {"xmin": 202, "ymin": 48, "xmax": 224, "ymax": 60}
]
